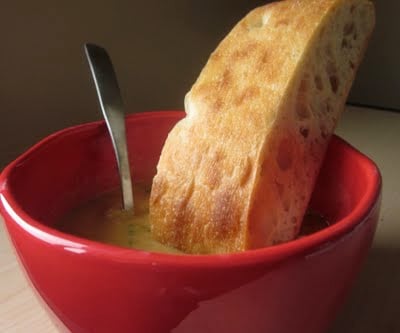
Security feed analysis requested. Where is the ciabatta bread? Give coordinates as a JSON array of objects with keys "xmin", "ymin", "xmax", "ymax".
[{"xmin": 150, "ymin": 0, "xmax": 375, "ymax": 254}]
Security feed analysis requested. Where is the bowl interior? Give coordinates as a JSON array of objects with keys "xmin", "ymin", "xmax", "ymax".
[{"xmin": 2, "ymin": 111, "xmax": 378, "ymax": 245}]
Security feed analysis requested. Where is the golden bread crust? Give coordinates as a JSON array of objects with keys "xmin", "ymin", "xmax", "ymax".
[{"xmin": 150, "ymin": 0, "xmax": 375, "ymax": 254}]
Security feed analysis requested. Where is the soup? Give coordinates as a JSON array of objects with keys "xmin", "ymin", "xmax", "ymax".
[
  {"xmin": 57, "ymin": 184, "xmax": 329, "ymax": 254},
  {"xmin": 57, "ymin": 184, "xmax": 182, "ymax": 254}
]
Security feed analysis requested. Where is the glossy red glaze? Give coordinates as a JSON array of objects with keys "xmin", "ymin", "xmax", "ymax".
[{"xmin": 0, "ymin": 111, "xmax": 381, "ymax": 333}]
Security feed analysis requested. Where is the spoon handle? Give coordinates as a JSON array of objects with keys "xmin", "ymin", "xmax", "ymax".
[{"xmin": 84, "ymin": 43, "xmax": 134, "ymax": 211}]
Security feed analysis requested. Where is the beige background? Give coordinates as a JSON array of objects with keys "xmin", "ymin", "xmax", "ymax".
[{"xmin": 0, "ymin": 0, "xmax": 398, "ymax": 168}]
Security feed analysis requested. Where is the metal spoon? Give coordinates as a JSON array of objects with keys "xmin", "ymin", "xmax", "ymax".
[{"xmin": 84, "ymin": 43, "xmax": 134, "ymax": 211}]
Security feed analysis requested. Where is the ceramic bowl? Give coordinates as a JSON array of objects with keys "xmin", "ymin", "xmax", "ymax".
[{"xmin": 0, "ymin": 111, "xmax": 381, "ymax": 333}]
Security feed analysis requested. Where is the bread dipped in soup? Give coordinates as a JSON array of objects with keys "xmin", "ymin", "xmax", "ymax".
[{"xmin": 149, "ymin": 0, "xmax": 376, "ymax": 254}]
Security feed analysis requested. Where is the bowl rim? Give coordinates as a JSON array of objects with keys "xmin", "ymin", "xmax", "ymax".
[{"xmin": 0, "ymin": 111, "xmax": 382, "ymax": 268}]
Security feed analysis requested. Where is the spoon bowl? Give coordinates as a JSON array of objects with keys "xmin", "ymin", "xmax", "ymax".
[{"xmin": 0, "ymin": 111, "xmax": 381, "ymax": 333}]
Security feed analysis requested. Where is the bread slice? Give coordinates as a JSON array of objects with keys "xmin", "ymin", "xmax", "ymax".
[{"xmin": 149, "ymin": 0, "xmax": 375, "ymax": 254}]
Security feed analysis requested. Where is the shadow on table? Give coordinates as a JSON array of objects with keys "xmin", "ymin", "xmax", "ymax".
[{"xmin": 329, "ymin": 243, "xmax": 400, "ymax": 333}]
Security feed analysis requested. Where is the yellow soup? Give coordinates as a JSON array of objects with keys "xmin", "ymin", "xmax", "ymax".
[
  {"xmin": 57, "ymin": 184, "xmax": 328, "ymax": 254},
  {"xmin": 57, "ymin": 184, "xmax": 182, "ymax": 254}
]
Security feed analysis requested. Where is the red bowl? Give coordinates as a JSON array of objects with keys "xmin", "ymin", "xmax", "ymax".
[{"xmin": 0, "ymin": 111, "xmax": 381, "ymax": 333}]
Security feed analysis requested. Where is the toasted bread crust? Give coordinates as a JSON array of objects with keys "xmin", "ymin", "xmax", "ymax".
[{"xmin": 150, "ymin": 0, "xmax": 375, "ymax": 254}]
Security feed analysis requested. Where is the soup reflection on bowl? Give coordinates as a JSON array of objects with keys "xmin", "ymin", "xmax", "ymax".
[{"xmin": 0, "ymin": 111, "xmax": 381, "ymax": 333}]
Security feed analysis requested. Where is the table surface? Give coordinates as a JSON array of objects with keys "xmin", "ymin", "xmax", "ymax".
[{"xmin": 1, "ymin": 105, "xmax": 399, "ymax": 333}]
